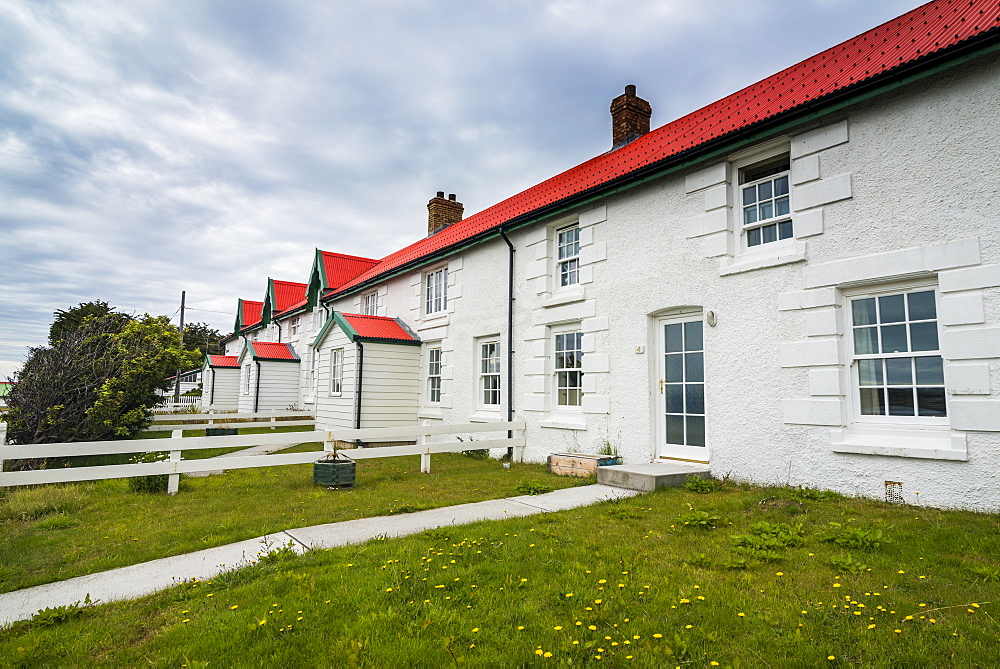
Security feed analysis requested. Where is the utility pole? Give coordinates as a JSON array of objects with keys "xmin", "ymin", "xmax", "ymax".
[{"xmin": 173, "ymin": 290, "xmax": 186, "ymax": 403}]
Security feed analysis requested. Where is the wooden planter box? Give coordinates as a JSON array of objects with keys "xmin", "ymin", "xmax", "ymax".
[
  {"xmin": 313, "ymin": 454, "xmax": 356, "ymax": 488},
  {"xmin": 205, "ymin": 427, "xmax": 238, "ymax": 436},
  {"xmin": 547, "ymin": 453, "xmax": 622, "ymax": 477}
]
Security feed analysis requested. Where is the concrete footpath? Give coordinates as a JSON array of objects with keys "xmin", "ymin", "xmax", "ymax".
[{"xmin": 0, "ymin": 484, "xmax": 640, "ymax": 628}]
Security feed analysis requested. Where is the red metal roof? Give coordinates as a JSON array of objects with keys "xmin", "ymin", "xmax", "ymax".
[
  {"xmin": 208, "ymin": 355, "xmax": 240, "ymax": 368},
  {"xmin": 321, "ymin": 251, "xmax": 380, "ymax": 290},
  {"xmin": 271, "ymin": 280, "xmax": 307, "ymax": 313},
  {"xmin": 326, "ymin": 0, "xmax": 999, "ymax": 298},
  {"xmin": 341, "ymin": 313, "xmax": 418, "ymax": 342},
  {"xmin": 241, "ymin": 300, "xmax": 263, "ymax": 329},
  {"xmin": 249, "ymin": 341, "xmax": 300, "ymax": 361}
]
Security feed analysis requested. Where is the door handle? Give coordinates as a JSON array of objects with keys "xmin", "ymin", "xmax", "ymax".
[{"xmin": 659, "ymin": 379, "xmax": 664, "ymax": 394}]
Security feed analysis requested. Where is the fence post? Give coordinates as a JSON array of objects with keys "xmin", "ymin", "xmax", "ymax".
[
  {"xmin": 418, "ymin": 430, "xmax": 432, "ymax": 473},
  {"xmin": 323, "ymin": 427, "xmax": 334, "ymax": 453},
  {"xmin": 168, "ymin": 429, "xmax": 182, "ymax": 495},
  {"xmin": 270, "ymin": 410, "xmax": 276, "ymax": 431},
  {"xmin": 208, "ymin": 409, "xmax": 215, "ymax": 429}
]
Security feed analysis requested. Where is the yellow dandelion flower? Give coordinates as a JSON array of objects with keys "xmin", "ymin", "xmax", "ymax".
[
  {"xmin": 685, "ymin": 624, "xmax": 693, "ymax": 629},
  {"xmin": 182, "ymin": 619, "xmax": 190, "ymax": 623},
  {"xmin": 776, "ymin": 572, "xmax": 784, "ymax": 576},
  {"xmin": 230, "ymin": 605, "xmax": 239, "ymax": 610},
  {"xmin": 565, "ymin": 593, "xmax": 574, "ymax": 598},
  {"xmin": 738, "ymin": 612, "xmax": 746, "ymax": 617},
  {"xmin": 828, "ymin": 656, "xmax": 835, "ymax": 661},
  {"xmin": 653, "ymin": 633, "xmax": 663, "ymax": 638},
  {"xmin": 385, "ymin": 588, "xmax": 392, "ymax": 592},
  {"xmin": 517, "ymin": 626, "xmax": 525, "ymax": 631},
  {"xmin": 554, "ymin": 626, "xmax": 563, "ymax": 631},
  {"xmin": 894, "ymin": 629, "xmax": 902, "ymax": 634},
  {"xmin": 535, "ymin": 649, "xmax": 544, "ymax": 656},
  {"xmin": 544, "ymin": 652, "xmax": 552, "ymax": 658},
  {"xmin": 472, "ymin": 627, "xmax": 479, "ymax": 633},
  {"xmin": 833, "ymin": 583, "xmax": 842, "ymax": 588},
  {"xmin": 588, "ymin": 625, "xmax": 597, "ymax": 631}
]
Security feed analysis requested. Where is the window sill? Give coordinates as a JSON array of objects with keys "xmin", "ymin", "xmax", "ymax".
[
  {"xmin": 469, "ymin": 410, "xmax": 503, "ymax": 423},
  {"xmin": 418, "ymin": 407, "xmax": 444, "ymax": 420},
  {"xmin": 719, "ymin": 241, "xmax": 806, "ymax": 276},
  {"xmin": 831, "ymin": 427, "xmax": 967, "ymax": 461},
  {"xmin": 540, "ymin": 414, "xmax": 587, "ymax": 431},
  {"xmin": 418, "ymin": 313, "xmax": 450, "ymax": 330},
  {"xmin": 542, "ymin": 286, "xmax": 586, "ymax": 309}
]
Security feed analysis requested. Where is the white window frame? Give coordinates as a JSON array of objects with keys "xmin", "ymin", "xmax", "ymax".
[
  {"xmin": 290, "ymin": 317, "xmax": 300, "ymax": 336},
  {"xmin": 362, "ymin": 291, "xmax": 381, "ymax": 316},
  {"xmin": 329, "ymin": 348, "xmax": 344, "ymax": 396},
  {"xmin": 731, "ymin": 142, "xmax": 793, "ymax": 255},
  {"xmin": 243, "ymin": 364, "xmax": 251, "ymax": 395},
  {"xmin": 844, "ymin": 279, "xmax": 948, "ymax": 428},
  {"xmin": 556, "ymin": 224, "xmax": 580, "ymax": 288},
  {"xmin": 425, "ymin": 266, "xmax": 449, "ymax": 316},
  {"xmin": 552, "ymin": 327, "xmax": 584, "ymax": 409},
  {"xmin": 427, "ymin": 347, "xmax": 442, "ymax": 404},
  {"xmin": 479, "ymin": 340, "xmax": 501, "ymax": 408}
]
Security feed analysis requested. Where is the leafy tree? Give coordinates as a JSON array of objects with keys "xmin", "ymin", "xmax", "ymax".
[
  {"xmin": 48, "ymin": 301, "xmax": 127, "ymax": 344},
  {"xmin": 180, "ymin": 322, "xmax": 225, "ymax": 367},
  {"xmin": 5, "ymin": 312, "xmax": 184, "ymax": 447}
]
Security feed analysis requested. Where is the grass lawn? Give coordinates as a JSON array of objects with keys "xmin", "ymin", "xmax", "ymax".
[
  {"xmin": 0, "ymin": 434, "xmax": 585, "ymax": 594},
  {"xmin": 2, "ymin": 479, "xmax": 998, "ymax": 666}
]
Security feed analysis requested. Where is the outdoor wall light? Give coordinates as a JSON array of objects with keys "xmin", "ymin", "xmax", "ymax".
[{"xmin": 705, "ymin": 310, "xmax": 717, "ymax": 327}]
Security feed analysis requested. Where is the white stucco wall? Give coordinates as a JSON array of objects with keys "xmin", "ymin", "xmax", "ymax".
[{"xmin": 293, "ymin": 51, "xmax": 1000, "ymax": 510}]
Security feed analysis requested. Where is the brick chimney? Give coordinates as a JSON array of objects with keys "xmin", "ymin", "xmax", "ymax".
[
  {"xmin": 427, "ymin": 192, "xmax": 464, "ymax": 236},
  {"xmin": 610, "ymin": 84, "xmax": 651, "ymax": 149}
]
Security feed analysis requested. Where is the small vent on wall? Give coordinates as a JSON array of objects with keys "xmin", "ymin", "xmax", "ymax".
[{"xmin": 885, "ymin": 481, "xmax": 903, "ymax": 504}]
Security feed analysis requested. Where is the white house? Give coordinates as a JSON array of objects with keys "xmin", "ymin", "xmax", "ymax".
[
  {"xmin": 312, "ymin": 312, "xmax": 422, "ymax": 435},
  {"xmin": 219, "ymin": 0, "xmax": 1000, "ymax": 510},
  {"xmin": 237, "ymin": 341, "xmax": 301, "ymax": 413},
  {"xmin": 202, "ymin": 355, "xmax": 241, "ymax": 411}
]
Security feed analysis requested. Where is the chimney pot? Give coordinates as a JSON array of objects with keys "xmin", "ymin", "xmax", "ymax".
[
  {"xmin": 427, "ymin": 192, "xmax": 464, "ymax": 236},
  {"xmin": 610, "ymin": 84, "xmax": 651, "ymax": 149}
]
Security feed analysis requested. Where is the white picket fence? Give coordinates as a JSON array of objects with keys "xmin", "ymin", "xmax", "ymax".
[{"xmin": 0, "ymin": 419, "xmax": 526, "ymax": 494}]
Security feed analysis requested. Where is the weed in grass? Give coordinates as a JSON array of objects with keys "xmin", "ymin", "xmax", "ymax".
[
  {"xmin": 676, "ymin": 507, "xmax": 721, "ymax": 530},
  {"xmin": 967, "ymin": 564, "xmax": 1000, "ymax": 583},
  {"xmin": 817, "ymin": 521, "xmax": 889, "ymax": 551},
  {"xmin": 790, "ymin": 486, "xmax": 842, "ymax": 501},
  {"xmin": 730, "ymin": 521, "xmax": 804, "ymax": 562},
  {"xmin": 515, "ymin": 481, "xmax": 553, "ymax": 496},
  {"xmin": 31, "ymin": 595, "xmax": 92, "ymax": 626},
  {"xmin": 461, "ymin": 449, "xmax": 490, "ymax": 460},
  {"xmin": 126, "ymin": 451, "xmax": 170, "ymax": 494},
  {"xmin": 682, "ymin": 475, "xmax": 719, "ymax": 494},
  {"xmin": 828, "ymin": 554, "xmax": 870, "ymax": 574},
  {"xmin": 0, "ymin": 484, "xmax": 90, "ymax": 521},
  {"xmin": 32, "ymin": 514, "xmax": 80, "ymax": 531},
  {"xmin": 683, "ymin": 553, "xmax": 714, "ymax": 569}
]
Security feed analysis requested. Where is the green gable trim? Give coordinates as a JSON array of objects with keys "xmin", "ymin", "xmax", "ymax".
[
  {"xmin": 322, "ymin": 36, "xmax": 1000, "ymax": 302},
  {"xmin": 313, "ymin": 312, "xmax": 421, "ymax": 348}
]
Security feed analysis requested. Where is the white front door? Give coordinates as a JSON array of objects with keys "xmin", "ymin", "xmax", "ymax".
[{"xmin": 657, "ymin": 315, "xmax": 709, "ymax": 463}]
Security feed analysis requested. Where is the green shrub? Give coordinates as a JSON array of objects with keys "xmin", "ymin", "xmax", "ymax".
[{"xmin": 126, "ymin": 452, "xmax": 169, "ymax": 494}]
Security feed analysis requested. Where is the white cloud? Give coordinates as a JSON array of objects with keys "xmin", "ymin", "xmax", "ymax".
[{"xmin": 0, "ymin": 0, "xmax": 924, "ymax": 374}]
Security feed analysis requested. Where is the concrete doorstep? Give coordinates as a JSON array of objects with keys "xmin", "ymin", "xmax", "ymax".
[{"xmin": 0, "ymin": 484, "xmax": 640, "ymax": 628}]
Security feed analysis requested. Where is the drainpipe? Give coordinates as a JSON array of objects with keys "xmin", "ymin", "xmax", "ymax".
[
  {"xmin": 253, "ymin": 360, "xmax": 262, "ymax": 413},
  {"xmin": 499, "ymin": 226, "xmax": 515, "ymax": 458},
  {"xmin": 209, "ymin": 368, "xmax": 217, "ymax": 406},
  {"xmin": 354, "ymin": 341, "xmax": 365, "ymax": 446}
]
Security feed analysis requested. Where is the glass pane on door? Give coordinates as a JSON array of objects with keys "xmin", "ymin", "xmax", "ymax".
[{"xmin": 664, "ymin": 320, "xmax": 705, "ymax": 447}]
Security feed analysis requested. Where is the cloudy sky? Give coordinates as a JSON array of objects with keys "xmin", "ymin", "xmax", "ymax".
[{"xmin": 0, "ymin": 0, "xmax": 924, "ymax": 377}]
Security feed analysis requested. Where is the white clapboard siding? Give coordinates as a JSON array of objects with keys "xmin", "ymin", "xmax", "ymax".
[
  {"xmin": 314, "ymin": 327, "xmax": 357, "ymax": 429},
  {"xmin": 255, "ymin": 361, "xmax": 301, "ymax": 411},
  {"xmin": 205, "ymin": 367, "xmax": 241, "ymax": 410}
]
